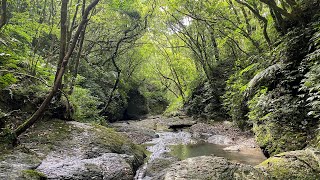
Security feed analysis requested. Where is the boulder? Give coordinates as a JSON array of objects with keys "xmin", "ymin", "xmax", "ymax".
[
  {"xmin": 258, "ymin": 148, "xmax": 320, "ymax": 179},
  {"xmin": 0, "ymin": 150, "xmax": 43, "ymax": 179},
  {"xmin": 168, "ymin": 120, "xmax": 196, "ymax": 131},
  {"xmin": 153, "ymin": 155, "xmax": 268, "ymax": 180},
  {"xmin": 207, "ymin": 135, "xmax": 234, "ymax": 145},
  {"xmin": 111, "ymin": 121, "xmax": 156, "ymax": 144},
  {"xmin": 144, "ymin": 157, "xmax": 178, "ymax": 177}
]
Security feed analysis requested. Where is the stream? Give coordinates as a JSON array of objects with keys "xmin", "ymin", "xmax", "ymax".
[{"xmin": 135, "ymin": 129, "xmax": 266, "ymax": 180}]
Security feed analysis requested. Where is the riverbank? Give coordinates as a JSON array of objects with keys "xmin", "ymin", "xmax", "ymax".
[
  {"xmin": 111, "ymin": 116, "xmax": 266, "ymax": 179},
  {"xmin": 1, "ymin": 116, "xmax": 320, "ymax": 179}
]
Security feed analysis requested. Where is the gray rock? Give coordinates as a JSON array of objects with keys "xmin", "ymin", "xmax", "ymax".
[
  {"xmin": 168, "ymin": 120, "xmax": 196, "ymax": 130},
  {"xmin": 153, "ymin": 155, "xmax": 268, "ymax": 180},
  {"xmin": 189, "ymin": 123, "xmax": 216, "ymax": 137},
  {"xmin": 0, "ymin": 120, "xmax": 145, "ymax": 180},
  {"xmin": 144, "ymin": 158, "xmax": 178, "ymax": 177},
  {"xmin": 0, "ymin": 150, "xmax": 42, "ymax": 179},
  {"xmin": 207, "ymin": 135, "xmax": 234, "ymax": 145},
  {"xmin": 37, "ymin": 153, "xmax": 134, "ymax": 180}
]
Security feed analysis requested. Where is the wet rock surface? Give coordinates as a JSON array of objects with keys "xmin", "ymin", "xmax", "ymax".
[
  {"xmin": 0, "ymin": 119, "xmax": 145, "ymax": 180},
  {"xmin": 38, "ymin": 153, "xmax": 135, "ymax": 180},
  {"xmin": 4, "ymin": 116, "xmax": 318, "ymax": 180},
  {"xmin": 207, "ymin": 135, "xmax": 234, "ymax": 145},
  {"xmin": 153, "ymin": 156, "xmax": 268, "ymax": 180},
  {"xmin": 117, "ymin": 116, "xmax": 266, "ymax": 180}
]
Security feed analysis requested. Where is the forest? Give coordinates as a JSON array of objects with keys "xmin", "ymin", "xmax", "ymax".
[{"xmin": 1, "ymin": 0, "xmax": 320, "ymax": 179}]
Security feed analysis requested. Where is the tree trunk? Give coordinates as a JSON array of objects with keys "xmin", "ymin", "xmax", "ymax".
[
  {"xmin": 69, "ymin": 0, "xmax": 86, "ymax": 95},
  {"xmin": 0, "ymin": 0, "xmax": 7, "ymax": 30},
  {"xmin": 14, "ymin": 0, "xmax": 100, "ymax": 138},
  {"xmin": 235, "ymin": 0, "xmax": 271, "ymax": 46},
  {"xmin": 260, "ymin": 0, "xmax": 293, "ymax": 18},
  {"xmin": 100, "ymin": 44, "xmax": 121, "ymax": 114},
  {"xmin": 55, "ymin": 0, "xmax": 68, "ymax": 87},
  {"xmin": 68, "ymin": 25, "xmax": 86, "ymax": 95},
  {"xmin": 240, "ymin": 7, "xmax": 252, "ymax": 34}
]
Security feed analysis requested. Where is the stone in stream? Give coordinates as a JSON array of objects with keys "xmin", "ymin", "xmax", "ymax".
[
  {"xmin": 153, "ymin": 155, "xmax": 268, "ymax": 180},
  {"xmin": 168, "ymin": 120, "xmax": 197, "ymax": 131},
  {"xmin": 207, "ymin": 135, "xmax": 234, "ymax": 145}
]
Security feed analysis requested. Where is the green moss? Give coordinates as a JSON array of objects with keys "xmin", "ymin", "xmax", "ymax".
[
  {"xmin": 20, "ymin": 119, "xmax": 80, "ymax": 154},
  {"xmin": 90, "ymin": 124, "xmax": 146, "ymax": 171},
  {"xmin": 92, "ymin": 124, "xmax": 146, "ymax": 156},
  {"xmin": 21, "ymin": 170, "xmax": 47, "ymax": 180},
  {"xmin": 26, "ymin": 120, "xmax": 74, "ymax": 143},
  {"xmin": 258, "ymin": 150, "xmax": 320, "ymax": 179},
  {"xmin": 253, "ymin": 118, "xmax": 309, "ymax": 156},
  {"xmin": 259, "ymin": 157, "xmax": 290, "ymax": 176}
]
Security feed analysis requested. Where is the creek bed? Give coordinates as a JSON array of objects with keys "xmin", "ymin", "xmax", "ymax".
[{"xmin": 135, "ymin": 129, "xmax": 266, "ymax": 179}]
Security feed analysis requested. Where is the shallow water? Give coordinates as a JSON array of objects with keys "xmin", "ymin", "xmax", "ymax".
[
  {"xmin": 145, "ymin": 131, "xmax": 195, "ymax": 160},
  {"xmin": 170, "ymin": 142, "xmax": 266, "ymax": 166},
  {"xmin": 135, "ymin": 130, "xmax": 266, "ymax": 179}
]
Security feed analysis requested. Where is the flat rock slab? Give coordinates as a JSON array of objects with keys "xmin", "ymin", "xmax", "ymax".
[
  {"xmin": 168, "ymin": 120, "xmax": 197, "ymax": 130},
  {"xmin": 0, "ymin": 120, "xmax": 145, "ymax": 180},
  {"xmin": 37, "ymin": 153, "xmax": 134, "ymax": 180}
]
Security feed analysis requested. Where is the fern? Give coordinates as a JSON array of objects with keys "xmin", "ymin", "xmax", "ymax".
[{"xmin": 245, "ymin": 63, "xmax": 283, "ymax": 97}]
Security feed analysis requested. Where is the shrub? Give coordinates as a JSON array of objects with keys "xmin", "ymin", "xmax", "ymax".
[{"xmin": 69, "ymin": 86, "xmax": 103, "ymax": 122}]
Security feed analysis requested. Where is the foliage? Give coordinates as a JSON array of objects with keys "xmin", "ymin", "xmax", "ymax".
[
  {"xmin": 69, "ymin": 86, "xmax": 103, "ymax": 122},
  {"xmin": 1, "ymin": 0, "xmax": 320, "ymax": 161},
  {"xmin": 164, "ymin": 96, "xmax": 184, "ymax": 116},
  {"xmin": 0, "ymin": 73, "xmax": 17, "ymax": 89},
  {"xmin": 223, "ymin": 57, "xmax": 263, "ymax": 128},
  {"xmin": 105, "ymin": 90, "xmax": 128, "ymax": 121},
  {"xmin": 300, "ymin": 24, "xmax": 320, "ymax": 119},
  {"xmin": 248, "ymin": 87, "xmax": 311, "ymax": 155}
]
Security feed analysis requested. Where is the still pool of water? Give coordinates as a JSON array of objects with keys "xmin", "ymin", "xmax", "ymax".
[{"xmin": 169, "ymin": 142, "xmax": 267, "ymax": 166}]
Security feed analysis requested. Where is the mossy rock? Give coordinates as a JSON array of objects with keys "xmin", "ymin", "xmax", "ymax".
[
  {"xmin": 1, "ymin": 119, "xmax": 147, "ymax": 179},
  {"xmin": 18, "ymin": 119, "xmax": 78, "ymax": 155},
  {"xmin": 253, "ymin": 121, "xmax": 309, "ymax": 157},
  {"xmin": 90, "ymin": 123, "xmax": 146, "ymax": 170},
  {"xmin": 21, "ymin": 170, "xmax": 47, "ymax": 180},
  {"xmin": 258, "ymin": 149, "xmax": 320, "ymax": 179},
  {"xmin": 0, "ymin": 148, "xmax": 42, "ymax": 179}
]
